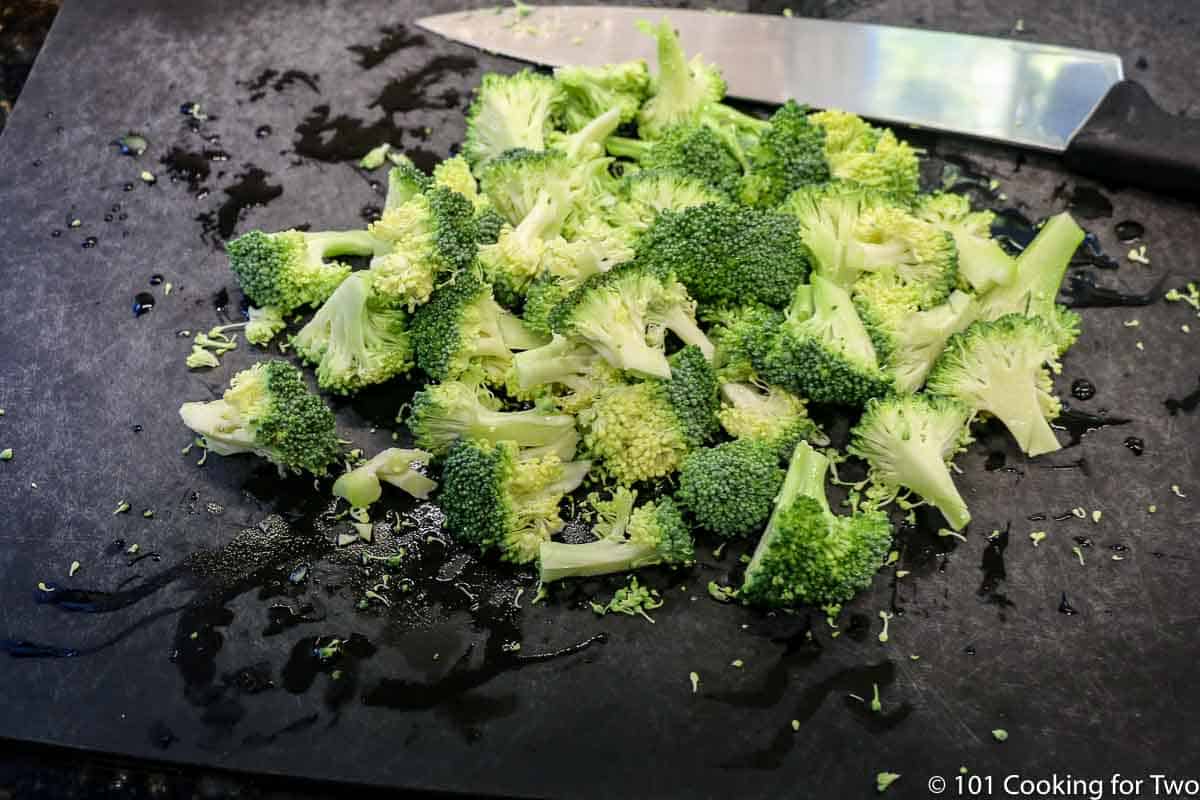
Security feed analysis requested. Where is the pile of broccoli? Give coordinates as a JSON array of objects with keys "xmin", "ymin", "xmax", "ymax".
[{"xmin": 179, "ymin": 19, "xmax": 1087, "ymax": 611}]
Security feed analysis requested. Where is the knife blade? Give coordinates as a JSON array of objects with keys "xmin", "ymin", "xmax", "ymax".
[{"xmin": 418, "ymin": 6, "xmax": 1200, "ymax": 196}]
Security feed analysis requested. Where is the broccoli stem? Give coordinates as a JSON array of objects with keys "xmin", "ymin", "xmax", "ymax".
[
  {"xmin": 981, "ymin": 213, "xmax": 1083, "ymax": 319},
  {"xmin": 497, "ymin": 311, "xmax": 547, "ymax": 351},
  {"xmin": 512, "ymin": 337, "xmax": 598, "ymax": 389},
  {"xmin": 305, "ymin": 230, "xmax": 387, "ymax": 259},
  {"xmin": 893, "ymin": 448, "xmax": 970, "ymax": 530},
  {"xmin": 562, "ymin": 107, "xmax": 622, "ymax": 159},
  {"xmin": 953, "ymin": 232, "xmax": 1016, "ymax": 293},
  {"xmin": 983, "ymin": 384, "xmax": 1062, "ymax": 457},
  {"xmin": 810, "ymin": 273, "xmax": 878, "ymax": 367},
  {"xmin": 606, "ymin": 135, "xmax": 650, "ymax": 161},
  {"xmin": 471, "ymin": 407, "xmax": 577, "ymax": 447},
  {"xmin": 746, "ymin": 441, "xmax": 827, "ymax": 577},
  {"xmin": 652, "ymin": 21, "xmax": 692, "ymax": 112},
  {"xmin": 652, "ymin": 305, "xmax": 714, "ymax": 359},
  {"xmin": 539, "ymin": 538, "xmax": 657, "ymax": 583}
]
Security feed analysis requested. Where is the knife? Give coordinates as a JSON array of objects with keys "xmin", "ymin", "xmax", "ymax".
[{"xmin": 418, "ymin": 5, "xmax": 1199, "ymax": 197}]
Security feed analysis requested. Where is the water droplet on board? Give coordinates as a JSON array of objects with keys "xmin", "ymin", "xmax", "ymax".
[
  {"xmin": 1114, "ymin": 220, "xmax": 1144, "ymax": 243},
  {"xmin": 132, "ymin": 292, "xmax": 155, "ymax": 316}
]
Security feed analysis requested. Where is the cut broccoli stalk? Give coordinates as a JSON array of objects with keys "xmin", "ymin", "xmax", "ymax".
[
  {"xmin": 849, "ymin": 395, "xmax": 974, "ymax": 530},
  {"xmin": 549, "ymin": 107, "xmax": 623, "ymax": 160},
  {"xmin": 511, "ymin": 335, "xmax": 603, "ymax": 392},
  {"xmin": 178, "ymin": 361, "xmax": 340, "ymax": 476},
  {"xmin": 741, "ymin": 441, "xmax": 893, "ymax": 606},
  {"xmin": 409, "ymin": 381, "xmax": 578, "ymax": 459},
  {"xmin": 636, "ymin": 20, "xmax": 727, "ymax": 140},
  {"xmin": 538, "ymin": 491, "xmax": 693, "ymax": 583},
  {"xmin": 927, "ymin": 314, "xmax": 1063, "ymax": 457},
  {"xmin": 332, "ymin": 448, "xmax": 437, "ymax": 508},
  {"xmin": 856, "ymin": 286, "xmax": 978, "ymax": 393},
  {"xmin": 976, "ymin": 212, "xmax": 1085, "ymax": 352},
  {"xmin": 384, "ymin": 160, "xmax": 432, "ymax": 211}
]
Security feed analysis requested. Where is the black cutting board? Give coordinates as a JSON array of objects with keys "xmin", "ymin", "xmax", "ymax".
[{"xmin": 1, "ymin": 1, "xmax": 1198, "ymax": 797}]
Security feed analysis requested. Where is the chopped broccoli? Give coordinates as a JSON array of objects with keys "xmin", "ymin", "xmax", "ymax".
[
  {"xmin": 463, "ymin": 69, "xmax": 561, "ymax": 165},
  {"xmin": 332, "ymin": 448, "xmax": 437, "ymax": 508},
  {"xmin": 292, "ymin": 272, "xmax": 413, "ymax": 393},
  {"xmin": 849, "ymin": 394, "xmax": 974, "ymax": 530},
  {"xmin": 916, "ymin": 193, "xmax": 1016, "ymax": 293},
  {"xmin": 577, "ymin": 345, "xmax": 718, "ymax": 484},
  {"xmin": 635, "ymin": 203, "xmax": 811, "ymax": 308},
  {"xmin": 478, "ymin": 148, "xmax": 577, "ymax": 229},
  {"xmin": 707, "ymin": 303, "xmax": 785, "ymax": 382},
  {"xmin": 521, "ymin": 276, "xmax": 571, "ymax": 338},
  {"xmin": 410, "ymin": 270, "xmax": 544, "ymax": 386},
  {"xmin": 760, "ymin": 273, "xmax": 893, "ymax": 406},
  {"xmin": 408, "ymin": 380, "xmax": 578, "ymax": 459},
  {"xmin": 607, "ymin": 123, "xmax": 744, "ymax": 197},
  {"xmin": 547, "ymin": 216, "xmax": 636, "ymax": 285},
  {"xmin": 738, "ymin": 101, "xmax": 830, "ymax": 207},
  {"xmin": 368, "ymin": 184, "xmax": 478, "ymax": 311},
  {"xmin": 439, "ymin": 439, "xmax": 590, "ymax": 564},
  {"xmin": 926, "ymin": 314, "xmax": 1063, "ymax": 457},
  {"xmin": 607, "ymin": 169, "xmax": 726, "ymax": 234},
  {"xmin": 226, "ymin": 228, "xmax": 382, "ymax": 314},
  {"xmin": 718, "ymin": 381, "xmax": 825, "ymax": 459},
  {"xmin": 810, "ymin": 110, "xmax": 920, "ymax": 202},
  {"xmin": 474, "ymin": 207, "xmax": 506, "ymax": 245},
  {"xmin": 244, "ymin": 306, "xmax": 287, "ymax": 346},
  {"xmin": 548, "ymin": 107, "xmax": 623, "ymax": 161},
  {"xmin": 975, "ymin": 212, "xmax": 1085, "ymax": 353},
  {"xmin": 432, "ymin": 156, "xmax": 484, "ymax": 209},
  {"xmin": 510, "ymin": 334, "xmax": 605, "ymax": 394},
  {"xmin": 539, "ymin": 490, "xmax": 693, "ymax": 582},
  {"xmin": 741, "ymin": 441, "xmax": 893, "ymax": 606},
  {"xmin": 384, "ymin": 160, "xmax": 432, "ymax": 211},
  {"xmin": 178, "ymin": 360, "xmax": 340, "ymax": 475},
  {"xmin": 554, "ymin": 60, "xmax": 650, "ymax": 132},
  {"xmin": 636, "ymin": 20, "xmax": 727, "ymax": 140},
  {"xmin": 479, "ymin": 189, "xmax": 569, "ymax": 306},
  {"xmin": 678, "ymin": 439, "xmax": 784, "ymax": 538}
]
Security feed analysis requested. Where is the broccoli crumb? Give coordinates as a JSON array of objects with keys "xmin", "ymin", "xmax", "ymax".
[
  {"xmin": 37, "ymin": 582, "xmax": 53, "ymax": 592},
  {"xmin": 0, "ymin": 407, "xmax": 6, "ymax": 415},
  {"xmin": 359, "ymin": 143, "xmax": 393, "ymax": 170},
  {"xmin": 139, "ymin": 170, "xmax": 156, "ymax": 184},
  {"xmin": 790, "ymin": 718, "xmax": 800, "ymax": 730},
  {"xmin": 1171, "ymin": 484, "xmax": 1186, "ymax": 498},
  {"xmin": 878, "ymin": 610, "xmax": 893, "ymax": 643},
  {"xmin": 69, "ymin": 561, "xmax": 81, "ymax": 577},
  {"xmin": 960, "ymin": 766, "xmax": 969, "ymax": 774},
  {"xmin": 876, "ymin": 772, "xmax": 901, "ymax": 793},
  {"xmin": 782, "ymin": 8, "xmax": 793, "ymax": 17},
  {"xmin": 591, "ymin": 577, "xmax": 662, "ymax": 622},
  {"xmin": 707, "ymin": 581, "xmax": 737, "ymax": 603},
  {"xmin": 992, "ymin": 728, "xmax": 1009, "ymax": 742},
  {"xmin": 1030, "ymin": 531, "xmax": 1047, "ymax": 546},
  {"xmin": 1123, "ymin": 319, "xmax": 1140, "ymax": 327},
  {"xmin": 1071, "ymin": 507, "xmax": 1086, "ymax": 519},
  {"xmin": 1112, "ymin": 554, "xmax": 1125, "ymax": 561},
  {"xmin": 909, "ymin": 654, "xmax": 920, "ymax": 661},
  {"xmin": 143, "ymin": 509, "xmax": 154, "ymax": 519},
  {"xmin": 937, "ymin": 528, "xmax": 967, "ymax": 543},
  {"xmin": 125, "ymin": 543, "xmax": 139, "ymax": 555},
  {"xmin": 1091, "ymin": 509, "xmax": 1101, "ymax": 523},
  {"xmin": 896, "ymin": 570, "xmax": 910, "ymax": 578},
  {"xmin": 1184, "ymin": 324, "xmax": 1193, "ymax": 334},
  {"xmin": 689, "ymin": 671, "xmax": 700, "ymax": 693},
  {"xmin": 730, "ymin": 659, "xmax": 745, "ymax": 669},
  {"xmin": 1072, "ymin": 545, "xmax": 1085, "ymax": 566},
  {"xmin": 1127, "ymin": 245, "xmax": 1150, "ymax": 265},
  {"xmin": 1136, "ymin": 341, "xmax": 1144, "ymax": 351},
  {"xmin": 113, "ymin": 500, "xmax": 130, "ymax": 515},
  {"xmin": 869, "ymin": 683, "xmax": 882, "ymax": 712},
  {"xmin": 0, "ymin": 448, "xmax": 12, "ymax": 461},
  {"xmin": 1148, "ymin": 504, "xmax": 1157, "ymax": 513},
  {"xmin": 164, "ymin": 282, "xmax": 173, "ymax": 295}
]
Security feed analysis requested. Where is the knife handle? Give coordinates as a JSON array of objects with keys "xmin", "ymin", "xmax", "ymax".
[{"xmin": 1063, "ymin": 80, "xmax": 1200, "ymax": 198}]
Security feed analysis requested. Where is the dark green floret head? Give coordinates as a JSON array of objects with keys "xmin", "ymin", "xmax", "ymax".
[{"xmin": 678, "ymin": 439, "xmax": 784, "ymax": 538}]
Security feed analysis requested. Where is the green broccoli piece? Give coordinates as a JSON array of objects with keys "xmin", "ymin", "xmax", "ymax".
[
  {"xmin": 548, "ymin": 107, "xmax": 623, "ymax": 161},
  {"xmin": 849, "ymin": 394, "xmax": 974, "ymax": 530},
  {"xmin": 178, "ymin": 360, "xmax": 339, "ymax": 475},
  {"xmin": 926, "ymin": 314, "xmax": 1063, "ymax": 457},
  {"xmin": 718, "ymin": 381, "xmax": 825, "ymax": 459},
  {"xmin": 509, "ymin": 334, "xmax": 606, "ymax": 395},
  {"xmin": 636, "ymin": 20, "xmax": 727, "ymax": 140},
  {"xmin": 479, "ymin": 189, "xmax": 569, "ymax": 307},
  {"xmin": 607, "ymin": 123, "xmax": 744, "ymax": 197},
  {"xmin": 408, "ymin": 380, "xmax": 578, "ymax": 460},
  {"xmin": 554, "ymin": 60, "xmax": 650, "ymax": 131},
  {"xmin": 292, "ymin": 272, "xmax": 414, "ymax": 394},
  {"xmin": 915, "ymin": 193, "xmax": 1016, "ymax": 293},
  {"xmin": 635, "ymin": 203, "xmax": 811, "ymax": 308},
  {"xmin": 521, "ymin": 275, "xmax": 570, "ymax": 338},
  {"xmin": 809, "ymin": 109, "xmax": 920, "ymax": 202},
  {"xmin": 384, "ymin": 160, "xmax": 433, "ymax": 211},
  {"xmin": 244, "ymin": 306, "xmax": 288, "ymax": 346},
  {"xmin": 607, "ymin": 169, "xmax": 726, "ymax": 235},
  {"xmin": 478, "ymin": 148, "xmax": 577, "ymax": 229},
  {"xmin": 474, "ymin": 207, "xmax": 507, "ymax": 245},
  {"xmin": 463, "ymin": 69, "xmax": 562, "ymax": 166},
  {"xmin": 578, "ymin": 345, "xmax": 718, "ymax": 485},
  {"xmin": 741, "ymin": 441, "xmax": 893, "ymax": 606},
  {"xmin": 707, "ymin": 303, "xmax": 786, "ymax": 382},
  {"xmin": 975, "ymin": 212, "xmax": 1085, "ymax": 353},
  {"xmin": 432, "ymin": 156, "xmax": 484, "ymax": 210},
  {"xmin": 678, "ymin": 439, "xmax": 784, "ymax": 538},
  {"xmin": 332, "ymin": 448, "xmax": 437, "ymax": 508},
  {"xmin": 440, "ymin": 439, "xmax": 590, "ymax": 564},
  {"xmin": 855, "ymin": 281, "xmax": 977, "ymax": 393},
  {"xmin": 546, "ymin": 215, "xmax": 636, "ymax": 285},
  {"xmin": 738, "ymin": 101, "xmax": 830, "ymax": 207},
  {"xmin": 539, "ymin": 490, "xmax": 693, "ymax": 582},
  {"xmin": 760, "ymin": 273, "xmax": 893, "ymax": 406},
  {"xmin": 226, "ymin": 228, "xmax": 381, "ymax": 314},
  {"xmin": 410, "ymin": 270, "xmax": 545, "ymax": 387},
  {"xmin": 368, "ymin": 184, "xmax": 478, "ymax": 311}
]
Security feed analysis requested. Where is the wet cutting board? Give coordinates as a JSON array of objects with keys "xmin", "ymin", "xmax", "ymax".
[{"xmin": 0, "ymin": 0, "xmax": 1198, "ymax": 797}]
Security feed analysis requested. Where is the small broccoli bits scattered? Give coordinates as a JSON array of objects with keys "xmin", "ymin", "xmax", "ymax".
[
  {"xmin": 678, "ymin": 439, "xmax": 784, "ymax": 538},
  {"xmin": 178, "ymin": 361, "xmax": 340, "ymax": 475},
  {"xmin": 590, "ymin": 576, "xmax": 664, "ymax": 622},
  {"xmin": 875, "ymin": 772, "xmax": 901, "ymax": 793}
]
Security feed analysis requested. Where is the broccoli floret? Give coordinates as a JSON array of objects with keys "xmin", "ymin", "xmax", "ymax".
[
  {"xmin": 915, "ymin": 193, "xmax": 1016, "ymax": 293},
  {"xmin": 408, "ymin": 380, "xmax": 578, "ymax": 460},
  {"xmin": 849, "ymin": 394, "xmax": 974, "ymax": 530},
  {"xmin": 554, "ymin": 60, "xmax": 650, "ymax": 132},
  {"xmin": 738, "ymin": 101, "xmax": 830, "ymax": 207},
  {"xmin": 332, "ymin": 448, "xmax": 437, "ymax": 508},
  {"xmin": 479, "ymin": 189, "xmax": 568, "ymax": 306},
  {"xmin": 478, "ymin": 148, "xmax": 577, "ymax": 228},
  {"xmin": 433, "ymin": 156, "xmax": 485, "ymax": 210},
  {"xmin": 718, "ymin": 381, "xmax": 825, "ymax": 459},
  {"xmin": 607, "ymin": 124, "xmax": 743, "ymax": 197},
  {"xmin": 538, "ymin": 490, "xmax": 693, "ymax": 582},
  {"xmin": 384, "ymin": 160, "xmax": 433, "ymax": 211},
  {"xmin": 522, "ymin": 275, "xmax": 570, "ymax": 338},
  {"xmin": 926, "ymin": 314, "xmax": 1063, "ymax": 457},
  {"xmin": 810, "ymin": 110, "xmax": 919, "ymax": 203},
  {"xmin": 636, "ymin": 20, "xmax": 727, "ymax": 140},
  {"xmin": 607, "ymin": 169, "xmax": 726, "ymax": 234},
  {"xmin": 761, "ymin": 274, "xmax": 893, "ymax": 406},
  {"xmin": 292, "ymin": 272, "xmax": 414, "ymax": 393},
  {"xmin": 226, "ymin": 229, "xmax": 381, "ymax": 314},
  {"xmin": 707, "ymin": 303, "xmax": 786, "ymax": 382},
  {"xmin": 635, "ymin": 203, "xmax": 811, "ymax": 308},
  {"xmin": 578, "ymin": 345, "xmax": 718, "ymax": 485},
  {"xmin": 547, "ymin": 216, "xmax": 636, "ymax": 285},
  {"xmin": 678, "ymin": 439, "xmax": 784, "ymax": 538},
  {"xmin": 540, "ymin": 264, "xmax": 712, "ymax": 379},
  {"xmin": 463, "ymin": 70, "xmax": 561, "ymax": 166},
  {"xmin": 178, "ymin": 360, "xmax": 339, "ymax": 475},
  {"xmin": 410, "ymin": 270, "xmax": 544, "ymax": 386},
  {"xmin": 975, "ymin": 212, "xmax": 1085, "ymax": 353},
  {"xmin": 741, "ymin": 441, "xmax": 893, "ymax": 606},
  {"xmin": 510, "ymin": 334, "xmax": 605, "ymax": 394},
  {"xmin": 369, "ymin": 184, "xmax": 478, "ymax": 311},
  {"xmin": 474, "ymin": 207, "xmax": 506, "ymax": 245},
  {"xmin": 244, "ymin": 306, "xmax": 287, "ymax": 346},
  {"xmin": 855, "ymin": 281, "xmax": 977, "ymax": 393},
  {"xmin": 548, "ymin": 107, "xmax": 623, "ymax": 161},
  {"xmin": 440, "ymin": 439, "xmax": 590, "ymax": 564}
]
